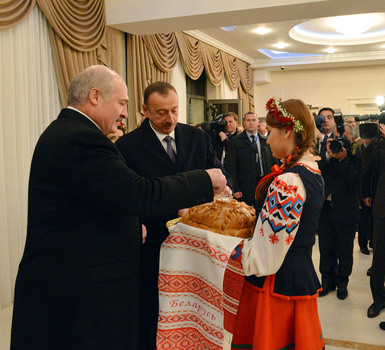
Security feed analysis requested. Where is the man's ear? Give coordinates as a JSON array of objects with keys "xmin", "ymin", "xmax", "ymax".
[
  {"xmin": 89, "ymin": 88, "xmax": 100, "ymax": 106},
  {"xmin": 142, "ymin": 103, "xmax": 148, "ymax": 116}
]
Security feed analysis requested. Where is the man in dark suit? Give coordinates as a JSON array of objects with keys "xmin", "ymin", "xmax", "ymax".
[
  {"xmin": 212, "ymin": 112, "xmax": 241, "ymax": 166},
  {"xmin": 226, "ymin": 112, "xmax": 276, "ymax": 206},
  {"xmin": 362, "ymin": 124, "xmax": 385, "ymax": 320},
  {"xmin": 10, "ymin": 66, "xmax": 226, "ymax": 350},
  {"xmin": 115, "ymin": 81, "xmax": 232, "ymax": 350},
  {"xmin": 317, "ymin": 121, "xmax": 361, "ymax": 300}
]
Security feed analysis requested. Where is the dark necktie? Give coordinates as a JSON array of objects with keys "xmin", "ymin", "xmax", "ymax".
[
  {"xmin": 250, "ymin": 134, "xmax": 256, "ymax": 147},
  {"xmin": 164, "ymin": 135, "xmax": 176, "ymax": 162}
]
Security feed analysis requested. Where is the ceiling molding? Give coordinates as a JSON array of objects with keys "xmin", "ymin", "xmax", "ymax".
[
  {"xmin": 184, "ymin": 30, "xmax": 255, "ymax": 64},
  {"xmin": 251, "ymin": 50, "xmax": 385, "ymax": 69}
]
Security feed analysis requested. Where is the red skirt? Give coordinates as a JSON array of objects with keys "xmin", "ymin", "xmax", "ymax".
[{"xmin": 231, "ymin": 276, "xmax": 325, "ymax": 350}]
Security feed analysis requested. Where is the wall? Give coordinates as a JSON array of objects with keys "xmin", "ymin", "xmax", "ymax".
[{"xmin": 254, "ymin": 64, "xmax": 385, "ymax": 117}]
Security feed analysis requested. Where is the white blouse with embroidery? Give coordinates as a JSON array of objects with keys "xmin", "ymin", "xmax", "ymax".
[{"xmin": 242, "ymin": 154, "xmax": 319, "ymax": 277}]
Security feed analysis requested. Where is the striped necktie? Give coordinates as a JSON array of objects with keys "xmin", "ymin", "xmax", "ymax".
[{"xmin": 164, "ymin": 135, "xmax": 176, "ymax": 162}]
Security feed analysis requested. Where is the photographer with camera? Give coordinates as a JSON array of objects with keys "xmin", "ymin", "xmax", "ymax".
[
  {"xmin": 212, "ymin": 112, "xmax": 241, "ymax": 166},
  {"xmin": 361, "ymin": 119, "xmax": 385, "ymax": 323},
  {"xmin": 317, "ymin": 107, "xmax": 361, "ymax": 300}
]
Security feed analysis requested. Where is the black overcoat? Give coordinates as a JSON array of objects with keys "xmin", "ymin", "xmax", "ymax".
[{"xmin": 11, "ymin": 109, "xmax": 213, "ymax": 350}]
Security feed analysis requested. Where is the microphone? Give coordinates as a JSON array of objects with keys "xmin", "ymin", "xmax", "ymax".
[{"xmin": 355, "ymin": 115, "xmax": 372, "ymax": 121}]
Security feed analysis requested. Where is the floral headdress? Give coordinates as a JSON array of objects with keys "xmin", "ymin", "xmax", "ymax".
[
  {"xmin": 118, "ymin": 121, "xmax": 129, "ymax": 135},
  {"xmin": 265, "ymin": 97, "xmax": 303, "ymax": 133}
]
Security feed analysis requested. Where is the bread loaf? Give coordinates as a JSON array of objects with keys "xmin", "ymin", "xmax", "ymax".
[{"xmin": 180, "ymin": 198, "xmax": 256, "ymax": 238}]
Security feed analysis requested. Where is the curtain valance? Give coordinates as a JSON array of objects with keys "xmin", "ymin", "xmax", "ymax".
[
  {"xmin": 36, "ymin": 0, "xmax": 106, "ymax": 52},
  {"xmin": 0, "ymin": 0, "xmax": 35, "ymax": 29}
]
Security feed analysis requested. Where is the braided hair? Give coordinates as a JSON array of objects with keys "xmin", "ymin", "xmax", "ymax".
[{"xmin": 255, "ymin": 99, "xmax": 317, "ymax": 200}]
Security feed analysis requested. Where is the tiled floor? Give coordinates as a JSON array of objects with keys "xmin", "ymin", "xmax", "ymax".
[{"xmin": 1, "ymin": 237, "xmax": 384, "ymax": 349}]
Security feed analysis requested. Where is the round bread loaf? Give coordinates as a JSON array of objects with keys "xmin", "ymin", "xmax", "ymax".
[{"xmin": 180, "ymin": 198, "xmax": 256, "ymax": 238}]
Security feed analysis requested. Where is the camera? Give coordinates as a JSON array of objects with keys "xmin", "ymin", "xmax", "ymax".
[
  {"xmin": 201, "ymin": 114, "xmax": 227, "ymax": 132},
  {"xmin": 355, "ymin": 112, "xmax": 385, "ymax": 139},
  {"xmin": 330, "ymin": 112, "xmax": 351, "ymax": 154}
]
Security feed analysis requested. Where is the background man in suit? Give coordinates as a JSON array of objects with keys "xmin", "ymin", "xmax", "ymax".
[
  {"xmin": 316, "ymin": 107, "xmax": 336, "ymax": 163},
  {"xmin": 10, "ymin": 66, "xmax": 226, "ymax": 350},
  {"xmin": 317, "ymin": 122, "xmax": 361, "ymax": 300},
  {"xmin": 257, "ymin": 120, "xmax": 269, "ymax": 136},
  {"xmin": 226, "ymin": 111, "xmax": 276, "ymax": 206},
  {"xmin": 362, "ymin": 124, "xmax": 385, "ymax": 320},
  {"xmin": 115, "ymin": 81, "xmax": 232, "ymax": 350},
  {"xmin": 213, "ymin": 112, "xmax": 241, "ymax": 166}
]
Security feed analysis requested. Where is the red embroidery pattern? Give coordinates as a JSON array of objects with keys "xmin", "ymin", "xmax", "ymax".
[
  {"xmin": 285, "ymin": 234, "xmax": 294, "ymax": 245},
  {"xmin": 159, "ymin": 274, "xmax": 222, "ymax": 309},
  {"xmin": 157, "ymin": 325, "xmax": 221, "ymax": 350},
  {"xmin": 260, "ymin": 227, "xmax": 264, "ymax": 236},
  {"xmin": 273, "ymin": 178, "xmax": 298, "ymax": 195},
  {"xmin": 166, "ymin": 234, "xmax": 229, "ymax": 265},
  {"xmin": 269, "ymin": 233, "xmax": 279, "ymax": 244}
]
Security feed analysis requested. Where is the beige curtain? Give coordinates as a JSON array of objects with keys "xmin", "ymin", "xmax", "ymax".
[
  {"xmin": 200, "ymin": 41, "xmax": 223, "ymax": 87},
  {"xmin": 128, "ymin": 31, "xmax": 254, "ymax": 124},
  {"xmin": 0, "ymin": 0, "xmax": 36, "ymax": 29},
  {"xmin": 36, "ymin": 0, "xmax": 125, "ymax": 108},
  {"xmin": 175, "ymin": 32, "xmax": 203, "ymax": 80},
  {"xmin": 222, "ymin": 51, "xmax": 240, "ymax": 90},
  {"xmin": 128, "ymin": 34, "xmax": 173, "ymax": 125},
  {"xmin": 36, "ymin": 0, "xmax": 105, "ymax": 51},
  {"xmin": 49, "ymin": 26, "xmax": 124, "ymax": 107}
]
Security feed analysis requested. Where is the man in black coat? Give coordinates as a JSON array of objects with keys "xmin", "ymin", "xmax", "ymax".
[
  {"xmin": 226, "ymin": 112, "xmax": 276, "ymax": 206},
  {"xmin": 212, "ymin": 112, "xmax": 241, "ymax": 166},
  {"xmin": 115, "ymin": 81, "xmax": 232, "ymax": 350},
  {"xmin": 317, "ymin": 121, "xmax": 361, "ymax": 300},
  {"xmin": 361, "ymin": 125, "xmax": 385, "ymax": 320},
  {"xmin": 10, "ymin": 66, "xmax": 226, "ymax": 350}
]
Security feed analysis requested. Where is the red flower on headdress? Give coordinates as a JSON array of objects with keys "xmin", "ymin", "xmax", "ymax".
[{"xmin": 265, "ymin": 97, "xmax": 303, "ymax": 133}]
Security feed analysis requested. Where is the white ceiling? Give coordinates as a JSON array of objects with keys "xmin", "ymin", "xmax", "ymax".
[{"xmin": 105, "ymin": 0, "xmax": 385, "ymax": 71}]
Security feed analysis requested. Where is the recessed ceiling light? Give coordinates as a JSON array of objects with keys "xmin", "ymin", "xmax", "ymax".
[
  {"xmin": 275, "ymin": 42, "xmax": 288, "ymax": 49},
  {"xmin": 220, "ymin": 26, "xmax": 236, "ymax": 31},
  {"xmin": 254, "ymin": 27, "xmax": 270, "ymax": 35},
  {"xmin": 325, "ymin": 47, "xmax": 336, "ymax": 53}
]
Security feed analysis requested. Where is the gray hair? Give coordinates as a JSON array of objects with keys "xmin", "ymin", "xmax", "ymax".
[
  {"xmin": 344, "ymin": 122, "xmax": 355, "ymax": 136},
  {"xmin": 67, "ymin": 66, "xmax": 116, "ymax": 107}
]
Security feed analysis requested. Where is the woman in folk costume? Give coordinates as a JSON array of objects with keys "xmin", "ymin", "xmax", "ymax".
[{"xmin": 230, "ymin": 98, "xmax": 325, "ymax": 350}]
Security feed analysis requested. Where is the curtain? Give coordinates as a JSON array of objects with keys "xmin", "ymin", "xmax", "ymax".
[
  {"xmin": 36, "ymin": 0, "xmax": 125, "ymax": 109},
  {"xmin": 0, "ymin": 5, "xmax": 61, "ymax": 309},
  {"xmin": 0, "ymin": 0, "xmax": 35, "ymax": 29},
  {"xmin": 128, "ymin": 31, "xmax": 254, "ymax": 124},
  {"xmin": 128, "ymin": 34, "xmax": 173, "ymax": 126},
  {"xmin": 171, "ymin": 57, "xmax": 187, "ymax": 124},
  {"xmin": 36, "ymin": 0, "xmax": 105, "ymax": 52},
  {"xmin": 49, "ymin": 26, "xmax": 125, "ymax": 107}
]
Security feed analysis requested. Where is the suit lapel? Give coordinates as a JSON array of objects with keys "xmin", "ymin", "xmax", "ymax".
[
  {"xmin": 174, "ymin": 124, "xmax": 191, "ymax": 172},
  {"xmin": 241, "ymin": 131, "xmax": 257, "ymax": 151}
]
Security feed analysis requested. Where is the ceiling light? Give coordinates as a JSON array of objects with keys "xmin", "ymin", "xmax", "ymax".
[
  {"xmin": 275, "ymin": 42, "xmax": 288, "ymax": 49},
  {"xmin": 220, "ymin": 26, "xmax": 236, "ymax": 31},
  {"xmin": 290, "ymin": 13, "xmax": 385, "ymax": 46},
  {"xmin": 254, "ymin": 27, "xmax": 270, "ymax": 35},
  {"xmin": 325, "ymin": 47, "xmax": 336, "ymax": 53},
  {"xmin": 332, "ymin": 14, "xmax": 372, "ymax": 36}
]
